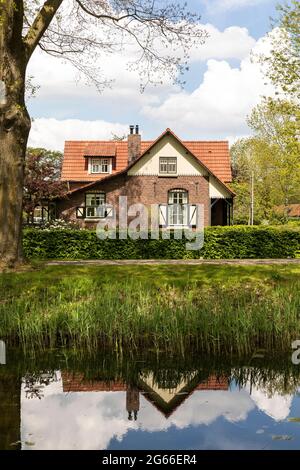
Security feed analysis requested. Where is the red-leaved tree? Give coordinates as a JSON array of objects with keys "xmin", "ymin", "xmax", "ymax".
[{"xmin": 24, "ymin": 148, "xmax": 67, "ymax": 222}]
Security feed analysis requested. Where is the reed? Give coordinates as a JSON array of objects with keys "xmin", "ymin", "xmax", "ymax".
[{"xmin": 0, "ymin": 270, "xmax": 299, "ymax": 355}]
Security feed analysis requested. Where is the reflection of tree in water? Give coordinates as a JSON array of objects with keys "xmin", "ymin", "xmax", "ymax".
[
  {"xmin": 232, "ymin": 366, "xmax": 300, "ymax": 397},
  {"xmin": 23, "ymin": 371, "xmax": 59, "ymax": 400},
  {"xmin": 0, "ymin": 370, "xmax": 21, "ymax": 450}
]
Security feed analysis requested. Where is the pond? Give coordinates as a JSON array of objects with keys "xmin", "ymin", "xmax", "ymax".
[{"xmin": 1, "ymin": 351, "xmax": 300, "ymax": 450}]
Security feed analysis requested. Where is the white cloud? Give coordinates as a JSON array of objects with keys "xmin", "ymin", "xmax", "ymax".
[
  {"xmin": 204, "ymin": 0, "xmax": 271, "ymax": 12},
  {"xmin": 142, "ymin": 35, "xmax": 275, "ymax": 139},
  {"xmin": 27, "ymin": 24, "xmax": 256, "ymax": 109},
  {"xmin": 25, "ymin": 19, "xmax": 278, "ymax": 146},
  {"xmin": 247, "ymin": 384, "xmax": 293, "ymax": 421},
  {"xmin": 190, "ymin": 25, "xmax": 256, "ymax": 61},
  {"xmin": 28, "ymin": 118, "xmax": 129, "ymax": 151}
]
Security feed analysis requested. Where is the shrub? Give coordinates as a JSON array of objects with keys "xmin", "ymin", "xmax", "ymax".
[{"xmin": 22, "ymin": 226, "xmax": 300, "ymax": 260}]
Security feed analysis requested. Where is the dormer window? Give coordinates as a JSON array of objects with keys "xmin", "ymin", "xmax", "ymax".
[
  {"xmin": 159, "ymin": 157, "xmax": 177, "ymax": 175},
  {"xmin": 89, "ymin": 158, "xmax": 112, "ymax": 174}
]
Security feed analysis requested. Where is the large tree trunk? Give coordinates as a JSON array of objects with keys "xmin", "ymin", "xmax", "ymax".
[{"xmin": 0, "ymin": 1, "xmax": 31, "ymax": 268}]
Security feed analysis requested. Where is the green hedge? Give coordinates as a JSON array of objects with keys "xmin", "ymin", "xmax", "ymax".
[{"xmin": 22, "ymin": 226, "xmax": 300, "ymax": 259}]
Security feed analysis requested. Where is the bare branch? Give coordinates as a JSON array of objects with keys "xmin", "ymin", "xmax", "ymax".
[{"xmin": 22, "ymin": 0, "xmax": 208, "ymax": 91}]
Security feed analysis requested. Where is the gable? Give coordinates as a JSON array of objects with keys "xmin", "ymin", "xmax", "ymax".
[
  {"xmin": 209, "ymin": 176, "xmax": 232, "ymax": 199},
  {"xmin": 128, "ymin": 134, "xmax": 208, "ymax": 177}
]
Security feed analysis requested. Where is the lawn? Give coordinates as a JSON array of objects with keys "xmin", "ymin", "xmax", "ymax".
[
  {"xmin": 0, "ymin": 263, "xmax": 299, "ymax": 355},
  {"xmin": 1, "ymin": 262, "xmax": 299, "ymax": 290}
]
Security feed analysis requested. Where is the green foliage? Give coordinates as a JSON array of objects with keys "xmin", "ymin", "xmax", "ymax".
[
  {"xmin": 0, "ymin": 269, "xmax": 299, "ymax": 354},
  {"xmin": 259, "ymin": 0, "xmax": 300, "ymax": 99},
  {"xmin": 22, "ymin": 226, "xmax": 300, "ymax": 260},
  {"xmin": 231, "ymin": 98, "xmax": 300, "ymax": 223}
]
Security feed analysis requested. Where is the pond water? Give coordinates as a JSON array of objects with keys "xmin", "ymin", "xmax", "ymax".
[{"xmin": 1, "ymin": 351, "xmax": 300, "ymax": 450}]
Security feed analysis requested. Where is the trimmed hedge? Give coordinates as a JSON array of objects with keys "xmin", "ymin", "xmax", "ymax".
[{"xmin": 22, "ymin": 226, "xmax": 300, "ymax": 259}]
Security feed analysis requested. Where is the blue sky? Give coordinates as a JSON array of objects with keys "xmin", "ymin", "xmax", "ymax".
[
  {"xmin": 27, "ymin": 0, "xmax": 280, "ymax": 150},
  {"xmin": 190, "ymin": 0, "xmax": 278, "ymax": 38}
]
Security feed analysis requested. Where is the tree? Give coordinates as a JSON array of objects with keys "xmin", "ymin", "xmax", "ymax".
[
  {"xmin": 23, "ymin": 148, "xmax": 66, "ymax": 223},
  {"xmin": 230, "ymin": 138, "xmax": 279, "ymax": 224},
  {"xmin": 257, "ymin": 0, "xmax": 300, "ymax": 99},
  {"xmin": 231, "ymin": 98, "xmax": 300, "ymax": 224},
  {"xmin": 248, "ymin": 98, "xmax": 300, "ymax": 212},
  {"xmin": 0, "ymin": 1, "xmax": 207, "ymax": 268}
]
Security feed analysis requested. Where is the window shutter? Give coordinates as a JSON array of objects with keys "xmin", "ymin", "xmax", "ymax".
[
  {"xmin": 76, "ymin": 207, "xmax": 85, "ymax": 219},
  {"xmin": 105, "ymin": 206, "xmax": 114, "ymax": 218},
  {"xmin": 159, "ymin": 204, "xmax": 168, "ymax": 227},
  {"xmin": 188, "ymin": 205, "xmax": 197, "ymax": 227}
]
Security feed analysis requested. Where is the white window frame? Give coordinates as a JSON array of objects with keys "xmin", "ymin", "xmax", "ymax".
[
  {"xmin": 167, "ymin": 189, "xmax": 188, "ymax": 227},
  {"xmin": 159, "ymin": 157, "xmax": 177, "ymax": 175},
  {"xmin": 85, "ymin": 192, "xmax": 106, "ymax": 219},
  {"xmin": 89, "ymin": 158, "xmax": 112, "ymax": 174}
]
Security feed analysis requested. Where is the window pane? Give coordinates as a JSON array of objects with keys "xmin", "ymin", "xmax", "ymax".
[
  {"xmin": 91, "ymin": 158, "xmax": 111, "ymax": 173},
  {"xmin": 86, "ymin": 193, "xmax": 105, "ymax": 217},
  {"xmin": 168, "ymin": 190, "xmax": 188, "ymax": 226},
  {"xmin": 159, "ymin": 157, "xmax": 177, "ymax": 174}
]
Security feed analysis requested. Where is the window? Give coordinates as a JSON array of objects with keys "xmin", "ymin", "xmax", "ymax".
[
  {"xmin": 85, "ymin": 192, "xmax": 106, "ymax": 218},
  {"xmin": 159, "ymin": 157, "xmax": 177, "ymax": 175},
  {"xmin": 90, "ymin": 158, "xmax": 111, "ymax": 174},
  {"xmin": 168, "ymin": 189, "xmax": 188, "ymax": 226}
]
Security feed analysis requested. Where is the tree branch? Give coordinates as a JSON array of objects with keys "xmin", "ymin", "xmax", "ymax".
[
  {"xmin": 23, "ymin": 0, "xmax": 64, "ymax": 62},
  {"xmin": 75, "ymin": 0, "xmax": 134, "ymax": 22}
]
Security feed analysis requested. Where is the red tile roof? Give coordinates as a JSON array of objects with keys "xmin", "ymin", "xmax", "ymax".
[
  {"xmin": 82, "ymin": 142, "xmax": 116, "ymax": 157},
  {"xmin": 61, "ymin": 133, "xmax": 232, "ymax": 183},
  {"xmin": 62, "ymin": 372, "xmax": 126, "ymax": 392},
  {"xmin": 275, "ymin": 204, "xmax": 300, "ymax": 218}
]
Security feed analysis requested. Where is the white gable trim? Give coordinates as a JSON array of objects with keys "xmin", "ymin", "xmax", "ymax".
[
  {"xmin": 209, "ymin": 177, "xmax": 232, "ymax": 199},
  {"xmin": 128, "ymin": 134, "xmax": 208, "ymax": 177}
]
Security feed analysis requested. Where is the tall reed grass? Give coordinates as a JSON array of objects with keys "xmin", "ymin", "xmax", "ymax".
[{"xmin": 0, "ymin": 275, "xmax": 299, "ymax": 355}]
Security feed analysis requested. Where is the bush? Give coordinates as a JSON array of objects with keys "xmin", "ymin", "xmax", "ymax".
[{"xmin": 22, "ymin": 226, "xmax": 300, "ymax": 260}]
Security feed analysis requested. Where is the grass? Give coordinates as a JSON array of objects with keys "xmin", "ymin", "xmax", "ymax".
[{"xmin": 0, "ymin": 263, "xmax": 299, "ymax": 355}]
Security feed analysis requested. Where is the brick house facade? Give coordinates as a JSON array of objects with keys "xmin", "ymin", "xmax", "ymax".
[{"xmin": 56, "ymin": 127, "xmax": 234, "ymax": 228}]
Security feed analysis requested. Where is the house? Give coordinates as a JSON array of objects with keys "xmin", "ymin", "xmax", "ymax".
[
  {"xmin": 275, "ymin": 204, "xmax": 300, "ymax": 220},
  {"xmin": 56, "ymin": 126, "xmax": 234, "ymax": 228}
]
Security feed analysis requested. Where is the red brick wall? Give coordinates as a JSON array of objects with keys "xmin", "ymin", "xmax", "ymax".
[{"xmin": 57, "ymin": 174, "xmax": 210, "ymax": 227}]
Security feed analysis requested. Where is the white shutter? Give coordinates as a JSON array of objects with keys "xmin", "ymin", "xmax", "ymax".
[
  {"xmin": 188, "ymin": 205, "xmax": 197, "ymax": 227},
  {"xmin": 105, "ymin": 206, "xmax": 114, "ymax": 218},
  {"xmin": 159, "ymin": 204, "xmax": 168, "ymax": 227},
  {"xmin": 76, "ymin": 207, "xmax": 85, "ymax": 219}
]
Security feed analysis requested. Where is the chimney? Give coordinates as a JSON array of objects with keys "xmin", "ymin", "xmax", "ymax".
[{"xmin": 128, "ymin": 124, "xmax": 141, "ymax": 165}]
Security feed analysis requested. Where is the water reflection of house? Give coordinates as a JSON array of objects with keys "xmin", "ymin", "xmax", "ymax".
[{"xmin": 62, "ymin": 372, "xmax": 228, "ymax": 420}]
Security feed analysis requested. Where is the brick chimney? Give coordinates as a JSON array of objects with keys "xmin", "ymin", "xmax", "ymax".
[{"xmin": 128, "ymin": 124, "xmax": 141, "ymax": 165}]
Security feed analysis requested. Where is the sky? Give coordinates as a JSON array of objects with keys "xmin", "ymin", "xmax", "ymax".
[{"xmin": 27, "ymin": 0, "xmax": 280, "ymax": 151}]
